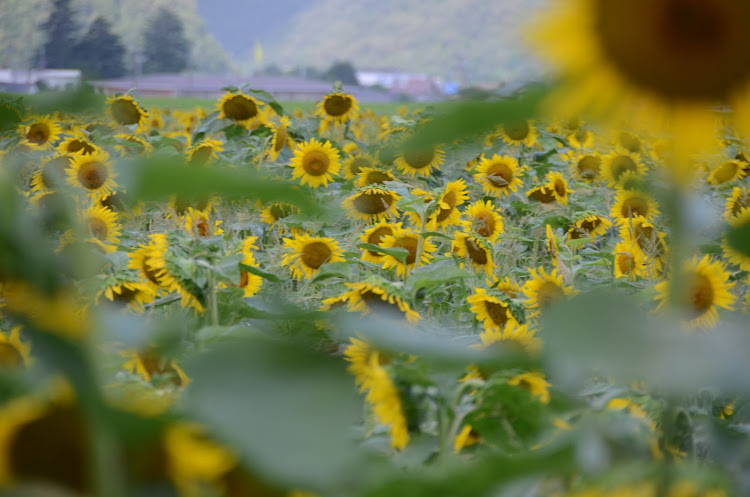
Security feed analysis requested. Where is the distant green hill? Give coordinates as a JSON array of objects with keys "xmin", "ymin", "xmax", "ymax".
[
  {"xmin": 0, "ymin": 0, "xmax": 231, "ymax": 74},
  {"xmin": 195, "ymin": 0, "xmax": 544, "ymax": 85}
]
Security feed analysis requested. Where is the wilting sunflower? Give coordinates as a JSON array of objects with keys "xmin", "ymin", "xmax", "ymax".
[
  {"xmin": 267, "ymin": 115, "xmax": 291, "ymax": 162},
  {"xmin": 562, "ymin": 150, "xmax": 602, "ymax": 183},
  {"xmin": 501, "ymin": 119, "xmax": 539, "ymax": 147},
  {"xmin": 452, "ymin": 233, "xmax": 496, "ymax": 275},
  {"xmin": 281, "ymin": 233, "xmax": 345, "ymax": 280},
  {"xmin": 611, "ymin": 188, "xmax": 660, "ymax": 224},
  {"xmin": 613, "ymin": 240, "xmax": 647, "ymax": 279},
  {"xmin": 99, "ymin": 280, "xmax": 157, "ymax": 314},
  {"xmin": 394, "ymin": 143, "xmax": 445, "ymax": 178},
  {"xmin": 379, "ymin": 227, "xmax": 437, "ymax": 277},
  {"xmin": 428, "ymin": 179, "xmax": 469, "ymax": 229},
  {"xmin": 343, "ymin": 153, "xmax": 377, "ymax": 179},
  {"xmin": 508, "ymin": 372, "xmax": 550, "ymax": 403},
  {"xmin": 342, "ymin": 186, "xmax": 401, "ymax": 222},
  {"xmin": 527, "ymin": 184, "xmax": 556, "ymax": 204},
  {"xmin": 216, "ymin": 91, "xmax": 266, "ymax": 126},
  {"xmin": 356, "ymin": 166, "xmax": 394, "ymax": 187},
  {"xmin": 66, "ymin": 149, "xmax": 118, "ymax": 199},
  {"xmin": 461, "ymin": 200, "xmax": 504, "ymax": 242},
  {"xmin": 724, "ymin": 187, "xmax": 750, "ymax": 220},
  {"xmin": 707, "ymin": 159, "xmax": 748, "ymax": 186},
  {"xmin": 655, "ymin": 255, "xmax": 735, "ymax": 329},
  {"xmin": 236, "ymin": 237, "xmax": 263, "ymax": 298},
  {"xmin": 530, "ymin": 0, "xmax": 750, "ymax": 176},
  {"xmin": 467, "ymin": 288, "xmax": 518, "ymax": 331},
  {"xmin": 721, "ymin": 208, "xmax": 750, "ymax": 272},
  {"xmin": 57, "ymin": 131, "xmax": 97, "ymax": 156},
  {"xmin": 18, "ymin": 115, "xmax": 61, "ymax": 150},
  {"xmin": 83, "ymin": 204, "xmax": 121, "ymax": 245},
  {"xmin": 187, "ymin": 139, "xmax": 224, "ymax": 166},
  {"xmin": 603, "ymin": 148, "xmax": 647, "ymax": 187},
  {"xmin": 567, "ymin": 213, "xmax": 612, "ymax": 243},
  {"xmin": 522, "ymin": 266, "xmax": 577, "ymax": 318},
  {"xmin": 0, "ymin": 326, "xmax": 31, "ymax": 368},
  {"xmin": 30, "ymin": 154, "xmax": 73, "ymax": 193},
  {"xmin": 290, "ymin": 138, "xmax": 341, "ymax": 188},
  {"xmin": 475, "ymin": 154, "xmax": 525, "ymax": 196},
  {"xmin": 107, "ymin": 94, "xmax": 149, "ymax": 129},
  {"xmin": 260, "ymin": 201, "xmax": 300, "ymax": 228},
  {"xmin": 317, "ymin": 91, "xmax": 359, "ymax": 125},
  {"xmin": 359, "ymin": 220, "xmax": 402, "ymax": 264},
  {"xmin": 343, "ymin": 281, "xmax": 421, "ymax": 324}
]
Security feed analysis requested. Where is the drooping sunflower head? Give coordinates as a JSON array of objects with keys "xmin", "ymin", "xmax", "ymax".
[
  {"xmin": 394, "ymin": 143, "xmax": 445, "ymax": 177},
  {"xmin": 236, "ymin": 237, "xmax": 263, "ymax": 298},
  {"xmin": 290, "ymin": 138, "xmax": 341, "ymax": 188},
  {"xmin": 342, "ymin": 186, "xmax": 401, "ymax": 222},
  {"xmin": 721, "ymin": 208, "xmax": 750, "ymax": 272},
  {"xmin": 317, "ymin": 92, "xmax": 359, "ymax": 124},
  {"xmin": 267, "ymin": 115, "xmax": 291, "ymax": 162},
  {"xmin": 724, "ymin": 187, "xmax": 750, "ymax": 220},
  {"xmin": 122, "ymin": 348, "xmax": 191, "ymax": 387},
  {"xmin": 57, "ymin": 131, "xmax": 97, "ymax": 156},
  {"xmin": 707, "ymin": 159, "xmax": 748, "ymax": 185},
  {"xmin": 99, "ymin": 280, "xmax": 157, "ymax": 314},
  {"xmin": 655, "ymin": 255, "xmax": 735, "ymax": 329},
  {"xmin": 187, "ymin": 139, "xmax": 224, "ymax": 166},
  {"xmin": 260, "ymin": 201, "xmax": 300, "ymax": 227},
  {"xmin": 467, "ymin": 288, "xmax": 519, "ymax": 332},
  {"xmin": 19, "ymin": 115, "xmax": 62, "ymax": 150},
  {"xmin": 527, "ymin": 184, "xmax": 557, "ymax": 204},
  {"xmin": 113, "ymin": 133, "xmax": 154, "ymax": 157},
  {"xmin": 452, "ymin": 232, "xmax": 496, "ymax": 275},
  {"xmin": 522, "ymin": 266, "xmax": 578, "ymax": 318},
  {"xmin": 461, "ymin": 200, "xmax": 505, "ymax": 242},
  {"xmin": 475, "ymin": 154, "xmax": 525, "ymax": 196},
  {"xmin": 0, "ymin": 326, "xmax": 31, "ymax": 369},
  {"xmin": 107, "ymin": 94, "xmax": 149, "ymax": 129},
  {"xmin": 569, "ymin": 213, "xmax": 613, "ymax": 242},
  {"xmin": 611, "ymin": 188, "xmax": 661, "ymax": 224},
  {"xmin": 547, "ymin": 171, "xmax": 575, "ymax": 205},
  {"xmin": 429, "ymin": 179, "xmax": 470, "ymax": 229},
  {"xmin": 359, "ymin": 220, "xmax": 402, "ymax": 264},
  {"xmin": 343, "ymin": 281, "xmax": 420, "ymax": 324},
  {"xmin": 216, "ymin": 91, "xmax": 266, "ymax": 125},
  {"xmin": 281, "ymin": 233, "xmax": 345, "ymax": 280},
  {"xmin": 66, "ymin": 149, "xmax": 118, "ymax": 199}
]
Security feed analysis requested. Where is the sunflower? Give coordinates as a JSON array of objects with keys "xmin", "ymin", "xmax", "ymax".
[
  {"xmin": 724, "ymin": 187, "xmax": 750, "ymax": 220},
  {"xmin": 475, "ymin": 154, "xmax": 525, "ymax": 196},
  {"xmin": 290, "ymin": 138, "xmax": 341, "ymax": 188},
  {"xmin": 57, "ymin": 131, "xmax": 97, "ymax": 156},
  {"xmin": 129, "ymin": 236, "xmax": 166, "ymax": 294},
  {"xmin": 611, "ymin": 189, "xmax": 660, "ymax": 224},
  {"xmin": 236, "ymin": 237, "xmax": 263, "ymax": 297},
  {"xmin": 453, "ymin": 425, "xmax": 480, "ymax": 454},
  {"xmin": 530, "ymin": 0, "xmax": 750, "ymax": 176},
  {"xmin": 526, "ymin": 184, "xmax": 557, "ymax": 204},
  {"xmin": 452, "ymin": 233, "xmax": 496, "ymax": 275},
  {"xmin": 721, "ymin": 208, "xmax": 750, "ymax": 272},
  {"xmin": 708, "ymin": 159, "xmax": 748, "ymax": 185},
  {"xmin": 547, "ymin": 171, "xmax": 574, "ymax": 205},
  {"xmin": 168, "ymin": 194, "xmax": 217, "ymax": 217},
  {"xmin": 467, "ymin": 288, "xmax": 518, "ymax": 331},
  {"xmin": 428, "ymin": 179, "xmax": 469, "ymax": 229},
  {"xmin": 30, "ymin": 154, "xmax": 73, "ymax": 193},
  {"xmin": 99, "ymin": 281, "xmax": 157, "ymax": 314},
  {"xmin": 216, "ymin": 91, "xmax": 266, "ymax": 126},
  {"xmin": 267, "ymin": 115, "xmax": 291, "ymax": 162},
  {"xmin": 0, "ymin": 326, "xmax": 31, "ymax": 368},
  {"xmin": 187, "ymin": 139, "xmax": 224, "ymax": 166},
  {"xmin": 479, "ymin": 321, "xmax": 541, "ymax": 354},
  {"xmin": 122, "ymin": 349, "xmax": 190, "ymax": 387},
  {"xmin": 394, "ymin": 144, "xmax": 445, "ymax": 178},
  {"xmin": 356, "ymin": 167, "xmax": 395, "ymax": 188},
  {"xmin": 184, "ymin": 209, "xmax": 223, "ymax": 238},
  {"xmin": 461, "ymin": 200, "xmax": 504, "ymax": 243},
  {"xmin": 359, "ymin": 220, "xmax": 402, "ymax": 264},
  {"xmin": 522, "ymin": 266, "xmax": 577, "ymax": 318},
  {"xmin": 281, "ymin": 233, "xmax": 345, "ymax": 280},
  {"xmin": 567, "ymin": 127, "xmax": 595, "ymax": 149},
  {"xmin": 260, "ymin": 201, "xmax": 300, "ymax": 227},
  {"xmin": 18, "ymin": 115, "xmax": 61, "ymax": 150},
  {"xmin": 83, "ymin": 204, "xmax": 121, "ymax": 245},
  {"xmin": 501, "ymin": 119, "xmax": 538, "ymax": 147},
  {"xmin": 494, "ymin": 276, "xmax": 521, "ymax": 299},
  {"xmin": 343, "ymin": 153, "xmax": 377, "ymax": 180},
  {"xmin": 613, "ymin": 240, "xmax": 647, "ymax": 279},
  {"xmin": 113, "ymin": 134, "xmax": 154, "ymax": 156},
  {"xmin": 66, "ymin": 149, "xmax": 118, "ymax": 199},
  {"xmin": 655, "ymin": 255, "xmax": 735, "ymax": 329},
  {"xmin": 343, "ymin": 281, "xmax": 420, "ymax": 324},
  {"xmin": 379, "ymin": 227, "xmax": 437, "ymax": 277},
  {"xmin": 508, "ymin": 372, "xmax": 550, "ymax": 403},
  {"xmin": 567, "ymin": 213, "xmax": 612, "ymax": 242},
  {"xmin": 107, "ymin": 94, "xmax": 149, "ymax": 129},
  {"xmin": 342, "ymin": 186, "xmax": 401, "ymax": 222},
  {"xmin": 316, "ymin": 91, "xmax": 359, "ymax": 125},
  {"xmin": 602, "ymin": 148, "xmax": 647, "ymax": 187}
]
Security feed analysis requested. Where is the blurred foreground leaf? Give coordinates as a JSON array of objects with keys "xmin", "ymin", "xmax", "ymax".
[
  {"xmin": 726, "ymin": 222, "xmax": 750, "ymax": 257},
  {"xmin": 183, "ymin": 334, "xmax": 359, "ymax": 491}
]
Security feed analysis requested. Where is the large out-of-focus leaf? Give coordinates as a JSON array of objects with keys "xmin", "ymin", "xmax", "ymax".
[
  {"xmin": 24, "ymin": 85, "xmax": 105, "ymax": 115},
  {"xmin": 726, "ymin": 221, "xmax": 750, "ymax": 257},
  {"xmin": 357, "ymin": 243, "xmax": 409, "ymax": 262},
  {"xmin": 542, "ymin": 292, "xmax": 750, "ymax": 394},
  {"xmin": 124, "ymin": 158, "xmax": 320, "ymax": 213},
  {"xmin": 407, "ymin": 264, "xmax": 472, "ymax": 294},
  {"xmin": 183, "ymin": 334, "xmax": 359, "ymax": 490}
]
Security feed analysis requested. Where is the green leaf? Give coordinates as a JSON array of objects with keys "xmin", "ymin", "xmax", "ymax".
[
  {"xmin": 726, "ymin": 222, "xmax": 750, "ymax": 257},
  {"xmin": 240, "ymin": 263, "xmax": 283, "ymax": 282},
  {"xmin": 357, "ymin": 243, "xmax": 410, "ymax": 262},
  {"xmin": 420, "ymin": 231, "xmax": 452, "ymax": 240},
  {"xmin": 184, "ymin": 334, "xmax": 359, "ymax": 489},
  {"xmin": 407, "ymin": 264, "xmax": 472, "ymax": 294}
]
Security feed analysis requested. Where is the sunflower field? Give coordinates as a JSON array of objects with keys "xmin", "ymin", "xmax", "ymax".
[{"xmin": 3, "ymin": 2, "xmax": 750, "ymax": 496}]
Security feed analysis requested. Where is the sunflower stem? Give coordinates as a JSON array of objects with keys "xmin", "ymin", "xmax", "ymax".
[
  {"xmin": 411, "ymin": 212, "xmax": 428, "ymax": 279},
  {"xmin": 207, "ymin": 269, "xmax": 219, "ymax": 326}
]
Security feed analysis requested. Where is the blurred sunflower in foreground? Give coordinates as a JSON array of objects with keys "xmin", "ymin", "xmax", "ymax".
[{"xmin": 531, "ymin": 0, "xmax": 750, "ymax": 177}]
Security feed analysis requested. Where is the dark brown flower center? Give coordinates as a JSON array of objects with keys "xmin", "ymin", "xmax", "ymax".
[
  {"xmin": 303, "ymin": 150, "xmax": 330, "ymax": 176},
  {"xmin": 394, "ymin": 236, "xmax": 419, "ymax": 265},
  {"xmin": 485, "ymin": 300, "xmax": 511, "ymax": 327},
  {"xmin": 27, "ymin": 123, "xmax": 51, "ymax": 144},
  {"xmin": 352, "ymin": 191, "xmax": 394, "ymax": 215},
  {"xmin": 349, "ymin": 156, "xmax": 373, "ymax": 175},
  {"xmin": 620, "ymin": 196, "xmax": 650, "ymax": 218},
  {"xmin": 223, "ymin": 95, "xmax": 258, "ymax": 121},
  {"xmin": 111, "ymin": 99, "xmax": 143, "ymax": 125},
  {"xmin": 466, "ymin": 238, "xmax": 488, "ymax": 265},
  {"xmin": 435, "ymin": 190, "xmax": 458, "ymax": 222},
  {"xmin": 77, "ymin": 161, "xmax": 107, "ymax": 190},
  {"xmin": 301, "ymin": 241, "xmax": 332, "ymax": 269},
  {"xmin": 486, "ymin": 163, "xmax": 513, "ymax": 187},
  {"xmin": 323, "ymin": 95, "xmax": 353, "ymax": 117},
  {"xmin": 87, "ymin": 216, "xmax": 109, "ymax": 240},
  {"xmin": 504, "ymin": 120, "xmax": 531, "ymax": 141},
  {"xmin": 403, "ymin": 148, "xmax": 435, "ymax": 169},
  {"xmin": 577, "ymin": 155, "xmax": 601, "ymax": 180},
  {"xmin": 611, "ymin": 155, "xmax": 637, "ymax": 181},
  {"xmin": 690, "ymin": 273, "xmax": 714, "ymax": 315},
  {"xmin": 473, "ymin": 212, "xmax": 496, "ymax": 238},
  {"xmin": 529, "ymin": 186, "xmax": 556, "ymax": 203},
  {"xmin": 366, "ymin": 226, "xmax": 393, "ymax": 255}
]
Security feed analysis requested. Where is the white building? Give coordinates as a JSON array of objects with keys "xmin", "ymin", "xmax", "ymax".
[{"xmin": 0, "ymin": 69, "xmax": 81, "ymax": 93}]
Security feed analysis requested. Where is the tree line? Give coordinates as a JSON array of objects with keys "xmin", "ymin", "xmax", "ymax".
[{"xmin": 42, "ymin": 0, "xmax": 191, "ymax": 79}]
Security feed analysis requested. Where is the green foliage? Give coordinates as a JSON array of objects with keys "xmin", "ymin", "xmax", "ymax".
[
  {"xmin": 41, "ymin": 0, "xmax": 78, "ymax": 68},
  {"xmin": 72, "ymin": 16, "xmax": 126, "ymax": 78},
  {"xmin": 142, "ymin": 7, "xmax": 190, "ymax": 74},
  {"xmin": 324, "ymin": 61, "xmax": 360, "ymax": 86}
]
